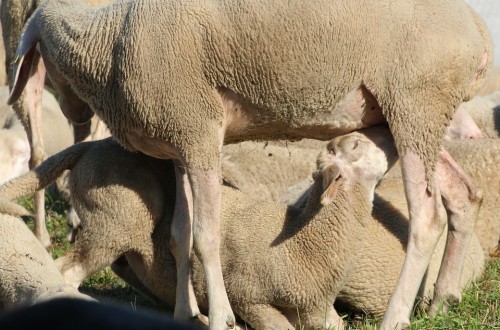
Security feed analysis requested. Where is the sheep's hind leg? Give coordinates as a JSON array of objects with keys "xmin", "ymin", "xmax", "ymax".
[
  {"xmin": 169, "ymin": 162, "xmax": 201, "ymax": 321},
  {"xmin": 380, "ymin": 151, "xmax": 447, "ymax": 330},
  {"xmin": 429, "ymin": 148, "xmax": 482, "ymax": 315},
  {"xmin": 189, "ymin": 166, "xmax": 235, "ymax": 330},
  {"xmin": 25, "ymin": 56, "xmax": 50, "ymax": 248}
]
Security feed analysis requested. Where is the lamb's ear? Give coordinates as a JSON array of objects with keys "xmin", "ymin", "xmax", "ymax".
[
  {"xmin": 8, "ymin": 13, "xmax": 41, "ymax": 105},
  {"xmin": 320, "ymin": 164, "xmax": 346, "ymax": 206}
]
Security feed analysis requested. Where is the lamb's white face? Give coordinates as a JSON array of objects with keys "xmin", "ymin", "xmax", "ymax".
[{"xmin": 318, "ymin": 126, "xmax": 398, "ymax": 188}]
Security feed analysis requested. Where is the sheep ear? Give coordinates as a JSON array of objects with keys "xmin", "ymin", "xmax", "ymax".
[
  {"xmin": 320, "ymin": 165, "xmax": 345, "ymax": 206},
  {"xmin": 8, "ymin": 14, "xmax": 41, "ymax": 105}
]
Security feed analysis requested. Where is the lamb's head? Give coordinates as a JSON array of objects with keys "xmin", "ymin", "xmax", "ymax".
[{"xmin": 316, "ymin": 126, "xmax": 398, "ymax": 206}]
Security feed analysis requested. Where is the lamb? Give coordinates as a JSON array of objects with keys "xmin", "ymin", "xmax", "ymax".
[
  {"xmin": 0, "ymin": 125, "xmax": 487, "ymax": 329},
  {"xmin": 0, "ymin": 213, "xmax": 94, "ymax": 310},
  {"xmin": 0, "ymin": 0, "xmax": 111, "ymax": 249},
  {"xmin": 8, "ymin": 1, "xmax": 492, "ymax": 328},
  {"xmin": 223, "ymin": 104, "xmax": 487, "ymax": 205},
  {"xmin": 0, "ymin": 127, "xmax": 400, "ymax": 329}
]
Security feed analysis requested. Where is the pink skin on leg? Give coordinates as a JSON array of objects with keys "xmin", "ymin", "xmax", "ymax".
[
  {"xmin": 189, "ymin": 168, "xmax": 235, "ymax": 329},
  {"xmin": 429, "ymin": 148, "xmax": 482, "ymax": 315},
  {"xmin": 380, "ymin": 151, "xmax": 447, "ymax": 330},
  {"xmin": 170, "ymin": 162, "xmax": 201, "ymax": 321},
  {"xmin": 25, "ymin": 56, "xmax": 50, "ymax": 248}
]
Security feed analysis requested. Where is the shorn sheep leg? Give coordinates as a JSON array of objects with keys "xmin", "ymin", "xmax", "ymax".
[
  {"xmin": 24, "ymin": 54, "xmax": 50, "ymax": 249},
  {"xmin": 429, "ymin": 149, "xmax": 482, "ymax": 315},
  {"xmin": 170, "ymin": 163, "xmax": 201, "ymax": 320},
  {"xmin": 189, "ymin": 166, "xmax": 235, "ymax": 329},
  {"xmin": 380, "ymin": 151, "xmax": 447, "ymax": 330}
]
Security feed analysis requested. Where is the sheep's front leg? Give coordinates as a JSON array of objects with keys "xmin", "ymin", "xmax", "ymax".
[
  {"xmin": 169, "ymin": 162, "xmax": 201, "ymax": 321},
  {"xmin": 189, "ymin": 167, "xmax": 235, "ymax": 330},
  {"xmin": 429, "ymin": 149, "xmax": 482, "ymax": 315},
  {"xmin": 380, "ymin": 151, "xmax": 447, "ymax": 330}
]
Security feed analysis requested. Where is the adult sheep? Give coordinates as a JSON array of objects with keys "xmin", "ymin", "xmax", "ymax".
[
  {"xmin": 0, "ymin": 0, "xmax": 111, "ymax": 248},
  {"xmin": 8, "ymin": 1, "xmax": 492, "ymax": 329}
]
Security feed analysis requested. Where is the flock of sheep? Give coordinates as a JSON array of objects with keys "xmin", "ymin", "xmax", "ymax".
[{"xmin": 0, "ymin": 0, "xmax": 499, "ymax": 329}]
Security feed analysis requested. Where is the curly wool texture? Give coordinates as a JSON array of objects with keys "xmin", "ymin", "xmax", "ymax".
[
  {"xmin": 0, "ymin": 214, "xmax": 91, "ymax": 310},
  {"xmin": 0, "ymin": 137, "xmax": 376, "ymax": 328},
  {"xmin": 31, "ymin": 0, "xmax": 492, "ymax": 177}
]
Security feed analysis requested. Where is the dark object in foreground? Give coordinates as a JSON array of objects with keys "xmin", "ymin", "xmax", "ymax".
[{"xmin": 0, "ymin": 298, "xmax": 203, "ymax": 330}]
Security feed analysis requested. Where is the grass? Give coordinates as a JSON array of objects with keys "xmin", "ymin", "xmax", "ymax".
[{"xmin": 15, "ymin": 193, "xmax": 500, "ymax": 329}]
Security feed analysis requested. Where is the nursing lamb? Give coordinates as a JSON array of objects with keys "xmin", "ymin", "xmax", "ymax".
[{"xmin": 9, "ymin": 1, "xmax": 492, "ymax": 328}]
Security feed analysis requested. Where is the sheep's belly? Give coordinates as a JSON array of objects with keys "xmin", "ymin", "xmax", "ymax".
[{"xmin": 222, "ymin": 86, "xmax": 386, "ymax": 142}]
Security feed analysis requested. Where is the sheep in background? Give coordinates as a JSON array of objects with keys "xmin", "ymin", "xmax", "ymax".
[
  {"xmin": 477, "ymin": 66, "xmax": 500, "ymax": 96},
  {"xmin": 221, "ymin": 140, "xmax": 321, "ymax": 202},
  {"xmin": 0, "ymin": 0, "xmax": 111, "ymax": 249},
  {"xmin": 9, "ymin": 1, "xmax": 492, "ymax": 328},
  {"xmin": 454, "ymin": 94, "xmax": 500, "ymax": 138},
  {"xmin": 0, "ymin": 213, "xmax": 94, "ymax": 310},
  {"xmin": 0, "ymin": 86, "xmax": 73, "ymax": 193}
]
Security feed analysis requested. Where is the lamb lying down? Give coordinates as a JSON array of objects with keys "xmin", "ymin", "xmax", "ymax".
[
  {"xmin": 0, "ymin": 130, "xmax": 395, "ymax": 329},
  {"xmin": 0, "ymin": 213, "xmax": 94, "ymax": 310},
  {"xmin": 0, "ymin": 128, "xmax": 483, "ymax": 328}
]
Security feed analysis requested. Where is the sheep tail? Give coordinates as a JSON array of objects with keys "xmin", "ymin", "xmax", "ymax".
[{"xmin": 0, "ymin": 141, "xmax": 92, "ymax": 203}]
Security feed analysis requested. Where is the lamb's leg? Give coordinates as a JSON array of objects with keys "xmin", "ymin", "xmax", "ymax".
[
  {"xmin": 54, "ymin": 254, "xmax": 92, "ymax": 288},
  {"xmin": 169, "ymin": 163, "xmax": 201, "ymax": 320},
  {"xmin": 111, "ymin": 256, "xmax": 163, "ymax": 307},
  {"xmin": 380, "ymin": 151, "xmax": 447, "ymax": 330},
  {"xmin": 237, "ymin": 304, "xmax": 294, "ymax": 330},
  {"xmin": 189, "ymin": 166, "xmax": 235, "ymax": 330},
  {"xmin": 299, "ymin": 305, "xmax": 345, "ymax": 330},
  {"xmin": 24, "ymin": 56, "xmax": 49, "ymax": 248},
  {"xmin": 429, "ymin": 149, "xmax": 482, "ymax": 315}
]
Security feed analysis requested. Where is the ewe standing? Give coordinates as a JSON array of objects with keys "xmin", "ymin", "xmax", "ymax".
[{"xmin": 8, "ymin": 1, "xmax": 492, "ymax": 328}]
